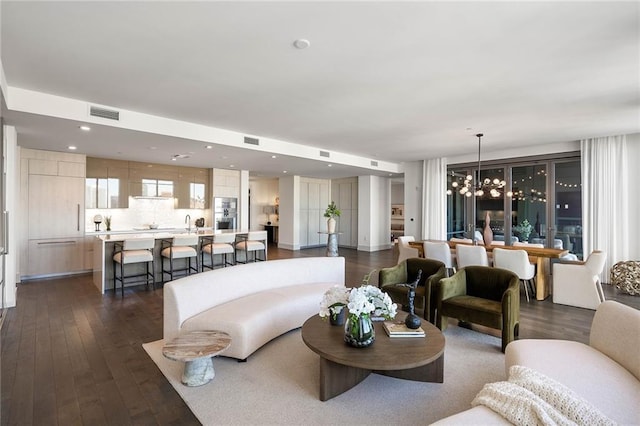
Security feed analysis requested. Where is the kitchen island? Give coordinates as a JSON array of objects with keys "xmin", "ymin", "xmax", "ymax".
[{"xmin": 92, "ymin": 229, "xmax": 256, "ymax": 294}]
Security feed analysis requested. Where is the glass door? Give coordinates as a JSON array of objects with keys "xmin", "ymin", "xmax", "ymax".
[
  {"xmin": 476, "ymin": 167, "xmax": 506, "ymax": 244},
  {"xmin": 446, "ymin": 169, "xmax": 470, "ymax": 239},
  {"xmin": 510, "ymin": 164, "xmax": 548, "ymax": 245},
  {"xmin": 553, "ymin": 160, "xmax": 583, "ymax": 259}
]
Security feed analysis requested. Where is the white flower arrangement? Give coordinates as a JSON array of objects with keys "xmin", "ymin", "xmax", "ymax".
[
  {"xmin": 347, "ymin": 285, "xmax": 397, "ymax": 320},
  {"xmin": 319, "ymin": 286, "xmax": 350, "ymax": 319}
]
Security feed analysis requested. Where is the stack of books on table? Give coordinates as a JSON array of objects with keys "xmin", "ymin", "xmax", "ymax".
[{"xmin": 382, "ymin": 321, "xmax": 426, "ymax": 338}]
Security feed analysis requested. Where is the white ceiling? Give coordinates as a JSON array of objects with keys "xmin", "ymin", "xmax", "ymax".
[{"xmin": 2, "ymin": 1, "xmax": 639, "ymax": 178}]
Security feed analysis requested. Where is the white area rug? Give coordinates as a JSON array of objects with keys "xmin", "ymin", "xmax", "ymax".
[{"xmin": 143, "ymin": 325, "xmax": 505, "ymax": 425}]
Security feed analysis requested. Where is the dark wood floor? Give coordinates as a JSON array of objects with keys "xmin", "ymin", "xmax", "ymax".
[{"xmin": 2, "ymin": 245, "xmax": 638, "ymax": 425}]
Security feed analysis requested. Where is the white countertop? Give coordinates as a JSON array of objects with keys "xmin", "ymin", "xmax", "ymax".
[{"xmin": 94, "ymin": 228, "xmax": 247, "ymax": 242}]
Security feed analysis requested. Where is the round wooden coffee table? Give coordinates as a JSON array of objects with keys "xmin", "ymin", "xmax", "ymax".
[
  {"xmin": 302, "ymin": 313, "xmax": 445, "ymax": 401},
  {"xmin": 162, "ymin": 330, "xmax": 231, "ymax": 386}
]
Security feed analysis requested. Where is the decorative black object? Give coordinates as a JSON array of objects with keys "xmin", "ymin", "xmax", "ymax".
[
  {"xmin": 329, "ymin": 307, "xmax": 346, "ymax": 326},
  {"xmin": 395, "ymin": 270, "xmax": 423, "ymax": 329}
]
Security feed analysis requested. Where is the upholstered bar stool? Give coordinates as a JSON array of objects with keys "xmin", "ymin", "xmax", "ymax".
[
  {"xmin": 235, "ymin": 231, "xmax": 267, "ymax": 263},
  {"xmin": 201, "ymin": 233, "xmax": 235, "ymax": 270},
  {"xmin": 161, "ymin": 234, "xmax": 199, "ymax": 282},
  {"xmin": 113, "ymin": 238, "xmax": 156, "ymax": 297}
]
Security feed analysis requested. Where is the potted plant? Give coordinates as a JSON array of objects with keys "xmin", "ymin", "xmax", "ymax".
[{"xmin": 324, "ymin": 201, "xmax": 341, "ymax": 234}]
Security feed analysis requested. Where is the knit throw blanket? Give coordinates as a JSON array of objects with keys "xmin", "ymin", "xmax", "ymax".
[{"xmin": 472, "ymin": 365, "xmax": 616, "ymax": 426}]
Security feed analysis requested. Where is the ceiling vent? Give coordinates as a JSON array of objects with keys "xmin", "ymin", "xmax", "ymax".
[
  {"xmin": 319, "ymin": 150, "xmax": 330, "ymax": 158},
  {"xmin": 371, "ymin": 160, "xmax": 379, "ymax": 167},
  {"xmin": 244, "ymin": 136, "xmax": 260, "ymax": 146},
  {"xmin": 89, "ymin": 105, "xmax": 120, "ymax": 121}
]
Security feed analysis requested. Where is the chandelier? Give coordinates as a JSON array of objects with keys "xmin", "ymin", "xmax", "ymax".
[{"xmin": 446, "ymin": 133, "xmax": 512, "ymax": 198}]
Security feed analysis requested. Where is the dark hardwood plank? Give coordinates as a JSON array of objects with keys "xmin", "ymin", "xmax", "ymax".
[{"xmin": 1, "ymin": 245, "xmax": 638, "ymax": 425}]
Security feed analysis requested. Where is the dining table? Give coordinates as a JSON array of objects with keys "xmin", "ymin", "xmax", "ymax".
[{"xmin": 409, "ymin": 240, "xmax": 568, "ymax": 301}]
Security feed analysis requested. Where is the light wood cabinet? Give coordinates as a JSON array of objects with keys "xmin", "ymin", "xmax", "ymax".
[
  {"xmin": 29, "ymin": 175, "xmax": 84, "ymax": 239},
  {"xmin": 299, "ymin": 178, "xmax": 330, "ymax": 248},
  {"xmin": 27, "ymin": 238, "xmax": 85, "ymax": 276},
  {"xmin": 20, "ymin": 149, "xmax": 87, "ymax": 278}
]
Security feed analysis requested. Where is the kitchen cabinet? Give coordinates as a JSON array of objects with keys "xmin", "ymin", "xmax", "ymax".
[
  {"xmin": 331, "ymin": 178, "xmax": 358, "ymax": 248},
  {"xmin": 21, "ymin": 149, "xmax": 87, "ymax": 279},
  {"xmin": 299, "ymin": 178, "xmax": 329, "ymax": 248},
  {"xmin": 176, "ymin": 167, "xmax": 210, "ymax": 209},
  {"xmin": 29, "ymin": 175, "xmax": 84, "ymax": 239},
  {"xmin": 27, "ymin": 238, "xmax": 84, "ymax": 276},
  {"xmin": 86, "ymin": 157, "xmax": 129, "ymax": 208}
]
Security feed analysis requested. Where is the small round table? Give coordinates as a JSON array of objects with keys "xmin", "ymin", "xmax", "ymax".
[{"xmin": 162, "ymin": 330, "xmax": 231, "ymax": 386}]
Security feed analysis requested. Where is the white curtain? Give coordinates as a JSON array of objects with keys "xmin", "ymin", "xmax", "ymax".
[
  {"xmin": 581, "ymin": 135, "xmax": 629, "ymax": 280},
  {"xmin": 422, "ymin": 157, "xmax": 447, "ymax": 240}
]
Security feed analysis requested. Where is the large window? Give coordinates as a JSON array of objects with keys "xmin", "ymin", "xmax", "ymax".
[
  {"xmin": 86, "ymin": 178, "xmax": 121, "ymax": 209},
  {"xmin": 446, "ymin": 155, "xmax": 582, "ymax": 258}
]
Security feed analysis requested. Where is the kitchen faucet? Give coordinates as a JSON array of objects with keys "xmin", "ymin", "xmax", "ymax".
[{"xmin": 185, "ymin": 214, "xmax": 191, "ymax": 233}]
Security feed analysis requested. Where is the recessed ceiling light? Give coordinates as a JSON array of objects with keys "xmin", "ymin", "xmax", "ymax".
[
  {"xmin": 79, "ymin": 125, "xmax": 91, "ymax": 131},
  {"xmin": 271, "ymin": 155, "xmax": 277, "ymax": 159},
  {"xmin": 229, "ymin": 165, "xmax": 235, "ymax": 168},
  {"xmin": 327, "ymin": 164, "xmax": 332, "ymax": 167},
  {"xmin": 293, "ymin": 39, "xmax": 310, "ymax": 49},
  {"xmin": 206, "ymin": 146, "xmax": 213, "ymax": 150},
  {"xmin": 149, "ymin": 146, "xmax": 157, "ymax": 150},
  {"xmin": 171, "ymin": 158, "xmax": 177, "ymax": 161},
  {"xmin": 68, "ymin": 145, "xmax": 77, "ymax": 150},
  {"xmin": 283, "ymin": 170, "xmax": 288, "ymax": 174}
]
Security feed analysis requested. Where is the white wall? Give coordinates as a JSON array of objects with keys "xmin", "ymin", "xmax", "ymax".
[
  {"xmin": 278, "ymin": 176, "xmax": 299, "ymax": 250},
  {"xmin": 626, "ymin": 134, "xmax": 640, "ymax": 259},
  {"xmin": 358, "ymin": 175, "xmax": 392, "ymax": 252},
  {"xmin": 403, "ymin": 161, "xmax": 423, "ymax": 239},
  {"xmin": 446, "ymin": 140, "xmax": 580, "ymax": 165},
  {"xmin": 3, "ymin": 126, "xmax": 18, "ymax": 307},
  {"xmin": 249, "ymin": 177, "xmax": 279, "ymax": 228}
]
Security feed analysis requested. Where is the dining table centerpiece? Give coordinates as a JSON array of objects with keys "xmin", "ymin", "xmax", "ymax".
[
  {"xmin": 344, "ymin": 285, "xmax": 397, "ymax": 348},
  {"xmin": 319, "ymin": 286, "xmax": 351, "ymax": 326}
]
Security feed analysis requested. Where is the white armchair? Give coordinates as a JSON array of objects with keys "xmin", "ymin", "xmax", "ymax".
[
  {"xmin": 397, "ymin": 236, "xmax": 420, "ymax": 264},
  {"xmin": 553, "ymin": 250, "xmax": 606, "ymax": 310}
]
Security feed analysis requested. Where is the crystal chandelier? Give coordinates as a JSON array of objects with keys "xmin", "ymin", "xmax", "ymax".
[{"xmin": 446, "ymin": 133, "xmax": 511, "ymax": 198}]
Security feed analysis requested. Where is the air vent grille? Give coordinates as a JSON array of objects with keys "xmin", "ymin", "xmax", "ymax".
[
  {"xmin": 89, "ymin": 106, "xmax": 120, "ymax": 121},
  {"xmin": 370, "ymin": 160, "xmax": 379, "ymax": 167},
  {"xmin": 319, "ymin": 150, "xmax": 330, "ymax": 158},
  {"xmin": 244, "ymin": 137, "xmax": 260, "ymax": 146}
]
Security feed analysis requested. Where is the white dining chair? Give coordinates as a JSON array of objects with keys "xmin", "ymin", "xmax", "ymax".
[
  {"xmin": 553, "ymin": 250, "xmax": 607, "ymax": 310},
  {"xmin": 455, "ymin": 244, "xmax": 489, "ymax": 268},
  {"xmin": 423, "ymin": 241, "xmax": 455, "ymax": 275},
  {"xmin": 493, "ymin": 248, "xmax": 536, "ymax": 301},
  {"xmin": 161, "ymin": 234, "xmax": 199, "ymax": 282},
  {"xmin": 397, "ymin": 236, "xmax": 420, "ymax": 264}
]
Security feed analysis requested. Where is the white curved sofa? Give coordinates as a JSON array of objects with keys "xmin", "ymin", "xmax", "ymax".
[
  {"xmin": 432, "ymin": 300, "xmax": 640, "ymax": 425},
  {"xmin": 163, "ymin": 256, "xmax": 345, "ymax": 360}
]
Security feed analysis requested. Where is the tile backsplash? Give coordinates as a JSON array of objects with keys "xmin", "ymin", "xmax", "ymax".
[{"xmin": 86, "ymin": 197, "xmax": 211, "ymax": 231}]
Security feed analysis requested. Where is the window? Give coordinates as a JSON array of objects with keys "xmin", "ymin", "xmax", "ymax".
[
  {"xmin": 86, "ymin": 177, "xmax": 120, "ymax": 209},
  {"xmin": 142, "ymin": 179, "xmax": 174, "ymax": 198},
  {"xmin": 190, "ymin": 182, "xmax": 205, "ymax": 209},
  {"xmin": 446, "ymin": 154, "xmax": 582, "ymax": 258}
]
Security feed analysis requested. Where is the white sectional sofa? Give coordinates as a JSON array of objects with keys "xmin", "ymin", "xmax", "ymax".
[
  {"xmin": 433, "ymin": 300, "xmax": 640, "ymax": 424},
  {"xmin": 163, "ymin": 256, "xmax": 345, "ymax": 360}
]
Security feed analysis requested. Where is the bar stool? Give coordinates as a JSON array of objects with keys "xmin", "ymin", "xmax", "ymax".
[
  {"xmin": 113, "ymin": 238, "xmax": 156, "ymax": 297},
  {"xmin": 201, "ymin": 233, "xmax": 235, "ymax": 270},
  {"xmin": 161, "ymin": 234, "xmax": 199, "ymax": 282},
  {"xmin": 234, "ymin": 231, "xmax": 267, "ymax": 263}
]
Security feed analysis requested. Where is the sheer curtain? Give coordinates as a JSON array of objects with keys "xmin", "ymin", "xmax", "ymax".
[
  {"xmin": 581, "ymin": 135, "xmax": 629, "ymax": 279},
  {"xmin": 422, "ymin": 158, "xmax": 447, "ymax": 240}
]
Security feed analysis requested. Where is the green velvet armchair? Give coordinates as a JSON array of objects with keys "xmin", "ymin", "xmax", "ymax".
[
  {"xmin": 436, "ymin": 266, "xmax": 520, "ymax": 352},
  {"xmin": 378, "ymin": 258, "xmax": 447, "ymax": 323}
]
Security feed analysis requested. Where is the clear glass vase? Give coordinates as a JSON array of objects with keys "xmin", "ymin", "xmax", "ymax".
[{"xmin": 344, "ymin": 313, "xmax": 375, "ymax": 348}]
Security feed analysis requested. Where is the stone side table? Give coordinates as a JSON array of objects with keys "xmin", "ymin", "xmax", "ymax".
[{"xmin": 162, "ymin": 330, "xmax": 231, "ymax": 386}]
